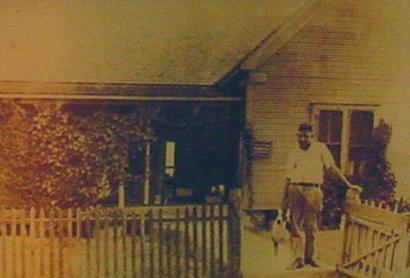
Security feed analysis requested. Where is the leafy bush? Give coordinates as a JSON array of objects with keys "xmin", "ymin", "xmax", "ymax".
[
  {"xmin": 0, "ymin": 101, "xmax": 153, "ymax": 208},
  {"xmin": 351, "ymin": 120, "xmax": 396, "ymax": 203}
]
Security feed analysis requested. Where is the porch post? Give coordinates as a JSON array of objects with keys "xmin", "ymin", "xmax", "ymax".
[
  {"xmin": 118, "ymin": 183, "xmax": 125, "ymax": 208},
  {"xmin": 144, "ymin": 142, "xmax": 151, "ymax": 205},
  {"xmin": 237, "ymin": 130, "xmax": 248, "ymax": 209}
]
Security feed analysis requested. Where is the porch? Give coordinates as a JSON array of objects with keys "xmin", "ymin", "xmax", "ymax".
[{"xmin": 122, "ymin": 101, "xmax": 244, "ymax": 207}]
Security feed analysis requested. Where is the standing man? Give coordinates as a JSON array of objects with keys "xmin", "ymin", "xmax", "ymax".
[{"xmin": 283, "ymin": 123, "xmax": 361, "ymax": 269}]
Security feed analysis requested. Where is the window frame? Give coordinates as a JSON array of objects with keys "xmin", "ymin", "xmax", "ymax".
[{"xmin": 310, "ymin": 103, "xmax": 380, "ymax": 174}]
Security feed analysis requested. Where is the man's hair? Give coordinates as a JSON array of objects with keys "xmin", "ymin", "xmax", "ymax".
[{"xmin": 298, "ymin": 122, "xmax": 313, "ymax": 133}]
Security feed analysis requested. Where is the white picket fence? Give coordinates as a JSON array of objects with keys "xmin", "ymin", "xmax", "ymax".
[
  {"xmin": 0, "ymin": 204, "xmax": 241, "ymax": 278},
  {"xmin": 338, "ymin": 199, "xmax": 410, "ymax": 278}
]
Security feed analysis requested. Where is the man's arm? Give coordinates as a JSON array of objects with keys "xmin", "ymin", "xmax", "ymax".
[
  {"xmin": 320, "ymin": 143, "xmax": 362, "ymax": 192},
  {"xmin": 329, "ymin": 164, "xmax": 362, "ymax": 192}
]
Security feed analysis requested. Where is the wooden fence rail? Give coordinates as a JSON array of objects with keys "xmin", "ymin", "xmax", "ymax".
[
  {"xmin": 339, "ymin": 198, "xmax": 410, "ymax": 278},
  {"xmin": 0, "ymin": 204, "xmax": 241, "ymax": 278}
]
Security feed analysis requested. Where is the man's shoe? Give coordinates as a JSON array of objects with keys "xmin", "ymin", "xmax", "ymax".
[
  {"xmin": 287, "ymin": 257, "xmax": 304, "ymax": 270},
  {"xmin": 304, "ymin": 258, "xmax": 319, "ymax": 267}
]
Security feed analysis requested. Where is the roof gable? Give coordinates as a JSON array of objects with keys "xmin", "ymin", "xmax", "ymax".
[{"xmin": 240, "ymin": 0, "xmax": 326, "ymax": 71}]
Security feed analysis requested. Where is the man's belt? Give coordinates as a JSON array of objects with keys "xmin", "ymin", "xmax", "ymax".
[{"xmin": 290, "ymin": 182, "xmax": 320, "ymax": 188}]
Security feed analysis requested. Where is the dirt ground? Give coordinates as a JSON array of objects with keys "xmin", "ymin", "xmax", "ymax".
[{"xmin": 241, "ymin": 222, "xmax": 342, "ymax": 277}]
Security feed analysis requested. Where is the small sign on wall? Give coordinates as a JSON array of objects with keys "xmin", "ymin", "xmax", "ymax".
[{"xmin": 251, "ymin": 141, "xmax": 272, "ymax": 159}]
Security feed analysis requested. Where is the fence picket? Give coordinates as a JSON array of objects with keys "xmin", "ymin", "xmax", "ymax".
[
  {"xmin": 75, "ymin": 208, "xmax": 81, "ymax": 239},
  {"xmin": 375, "ymin": 231, "xmax": 384, "ymax": 270},
  {"xmin": 11, "ymin": 208, "xmax": 17, "ymax": 278},
  {"xmin": 130, "ymin": 214, "xmax": 137, "ymax": 278},
  {"xmin": 218, "ymin": 204, "xmax": 224, "ymax": 274},
  {"xmin": 49, "ymin": 209, "xmax": 56, "ymax": 278},
  {"xmin": 210, "ymin": 205, "xmax": 216, "ymax": 277},
  {"xmin": 29, "ymin": 207, "xmax": 36, "ymax": 277},
  {"xmin": 39, "ymin": 208, "xmax": 46, "ymax": 277},
  {"xmin": 140, "ymin": 211, "xmax": 146, "ymax": 278},
  {"xmin": 184, "ymin": 206, "xmax": 190, "ymax": 278},
  {"xmin": 20, "ymin": 208, "xmax": 27, "ymax": 278},
  {"xmin": 113, "ymin": 211, "xmax": 119, "ymax": 277},
  {"xmin": 366, "ymin": 226, "xmax": 376, "ymax": 271},
  {"xmin": 85, "ymin": 210, "xmax": 92, "ymax": 278},
  {"xmin": 345, "ymin": 220, "xmax": 354, "ymax": 262},
  {"xmin": 232, "ymin": 202, "xmax": 241, "ymax": 276},
  {"xmin": 384, "ymin": 232, "xmax": 394, "ymax": 270},
  {"xmin": 389, "ymin": 240, "xmax": 397, "ymax": 271},
  {"xmin": 95, "ymin": 210, "xmax": 101, "ymax": 277},
  {"xmin": 339, "ymin": 215, "xmax": 348, "ymax": 265},
  {"xmin": 158, "ymin": 208, "xmax": 164, "ymax": 278},
  {"xmin": 193, "ymin": 206, "xmax": 199, "ymax": 278},
  {"xmin": 393, "ymin": 232, "xmax": 410, "ymax": 272},
  {"xmin": 166, "ymin": 224, "xmax": 172, "ymax": 277},
  {"xmin": 58, "ymin": 209, "xmax": 64, "ymax": 278},
  {"xmin": 175, "ymin": 208, "xmax": 181, "ymax": 278},
  {"xmin": 67, "ymin": 208, "xmax": 73, "ymax": 239},
  {"xmin": 103, "ymin": 213, "xmax": 110, "ymax": 278},
  {"xmin": 149, "ymin": 209, "xmax": 155, "ymax": 278},
  {"xmin": 121, "ymin": 211, "xmax": 127, "ymax": 278},
  {"xmin": 201, "ymin": 205, "xmax": 207, "ymax": 276}
]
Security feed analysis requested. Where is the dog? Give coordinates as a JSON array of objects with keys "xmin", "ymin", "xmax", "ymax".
[{"xmin": 271, "ymin": 210, "xmax": 291, "ymax": 256}]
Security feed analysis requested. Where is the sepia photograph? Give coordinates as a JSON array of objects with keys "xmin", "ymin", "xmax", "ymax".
[{"xmin": 0, "ymin": 0, "xmax": 409, "ymax": 277}]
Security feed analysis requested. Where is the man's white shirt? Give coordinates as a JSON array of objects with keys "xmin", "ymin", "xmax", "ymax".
[{"xmin": 286, "ymin": 141, "xmax": 335, "ymax": 184}]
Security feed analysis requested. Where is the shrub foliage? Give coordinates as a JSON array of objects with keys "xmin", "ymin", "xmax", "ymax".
[
  {"xmin": 322, "ymin": 120, "xmax": 397, "ymax": 228},
  {"xmin": 0, "ymin": 101, "xmax": 153, "ymax": 208}
]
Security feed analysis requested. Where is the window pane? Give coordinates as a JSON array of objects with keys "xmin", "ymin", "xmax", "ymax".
[
  {"xmin": 318, "ymin": 110, "xmax": 342, "ymax": 143},
  {"xmin": 327, "ymin": 145, "xmax": 341, "ymax": 168},
  {"xmin": 349, "ymin": 111, "xmax": 374, "ymax": 177},
  {"xmin": 350, "ymin": 111, "xmax": 373, "ymax": 145},
  {"xmin": 349, "ymin": 146, "xmax": 375, "ymax": 176},
  {"xmin": 329, "ymin": 111, "xmax": 342, "ymax": 143},
  {"xmin": 318, "ymin": 111, "xmax": 330, "ymax": 142}
]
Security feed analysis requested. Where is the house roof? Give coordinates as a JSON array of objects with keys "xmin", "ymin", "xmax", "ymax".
[
  {"xmin": 0, "ymin": 0, "xmax": 312, "ymax": 85},
  {"xmin": 0, "ymin": 81, "xmax": 243, "ymax": 101}
]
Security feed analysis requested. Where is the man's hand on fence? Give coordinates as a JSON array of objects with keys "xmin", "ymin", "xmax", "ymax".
[
  {"xmin": 346, "ymin": 185, "xmax": 362, "ymax": 204},
  {"xmin": 347, "ymin": 184, "xmax": 362, "ymax": 193}
]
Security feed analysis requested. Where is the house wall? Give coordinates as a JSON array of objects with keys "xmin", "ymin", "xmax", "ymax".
[{"xmin": 246, "ymin": 0, "xmax": 410, "ymax": 209}]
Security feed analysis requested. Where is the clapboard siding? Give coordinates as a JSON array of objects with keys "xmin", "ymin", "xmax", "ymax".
[{"xmin": 246, "ymin": 0, "xmax": 408, "ymax": 209}]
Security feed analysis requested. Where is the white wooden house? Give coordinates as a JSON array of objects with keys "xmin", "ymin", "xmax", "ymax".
[
  {"xmin": 1, "ymin": 0, "xmax": 409, "ymax": 209},
  {"xmin": 218, "ymin": 0, "xmax": 410, "ymax": 209},
  {"xmin": 0, "ymin": 0, "xmax": 310, "ymax": 206}
]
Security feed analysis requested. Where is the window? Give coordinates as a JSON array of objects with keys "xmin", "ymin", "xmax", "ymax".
[
  {"xmin": 165, "ymin": 141, "xmax": 176, "ymax": 177},
  {"xmin": 311, "ymin": 104, "xmax": 377, "ymax": 175},
  {"xmin": 318, "ymin": 110, "xmax": 342, "ymax": 167}
]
